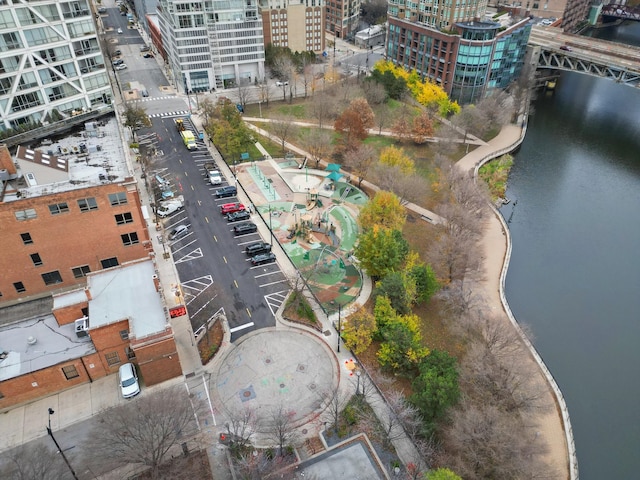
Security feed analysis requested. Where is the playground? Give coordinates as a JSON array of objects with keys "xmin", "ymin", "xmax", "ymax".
[{"xmin": 237, "ymin": 156, "xmax": 368, "ymax": 311}]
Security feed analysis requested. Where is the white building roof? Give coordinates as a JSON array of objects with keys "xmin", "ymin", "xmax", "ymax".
[
  {"xmin": 87, "ymin": 260, "xmax": 167, "ymax": 339},
  {"xmin": 7, "ymin": 116, "xmax": 130, "ymax": 201},
  {"xmin": 0, "ymin": 315, "xmax": 95, "ymax": 382},
  {"xmin": 53, "ymin": 289, "xmax": 89, "ymax": 309}
]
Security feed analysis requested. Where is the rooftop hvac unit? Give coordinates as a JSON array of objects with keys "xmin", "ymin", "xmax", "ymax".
[
  {"xmin": 25, "ymin": 172, "xmax": 37, "ymax": 187},
  {"xmin": 75, "ymin": 317, "xmax": 89, "ymax": 338}
]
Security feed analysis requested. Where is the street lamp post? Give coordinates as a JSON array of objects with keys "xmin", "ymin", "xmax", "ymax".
[
  {"xmin": 269, "ymin": 204, "xmax": 274, "ymax": 245},
  {"xmin": 355, "ymin": 370, "xmax": 361, "ymax": 395},
  {"xmin": 258, "ymin": 100, "xmax": 262, "ymax": 118},
  {"xmin": 47, "ymin": 408, "xmax": 79, "ymax": 480},
  {"xmin": 337, "ymin": 303, "xmax": 341, "ymax": 353}
]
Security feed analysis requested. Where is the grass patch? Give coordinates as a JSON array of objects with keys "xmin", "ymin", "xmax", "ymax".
[
  {"xmin": 478, "ymin": 153, "xmax": 513, "ymax": 201},
  {"xmin": 283, "ymin": 290, "xmax": 318, "ymax": 327}
]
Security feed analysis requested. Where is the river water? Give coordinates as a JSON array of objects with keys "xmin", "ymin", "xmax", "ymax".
[{"xmin": 500, "ymin": 22, "xmax": 640, "ymax": 479}]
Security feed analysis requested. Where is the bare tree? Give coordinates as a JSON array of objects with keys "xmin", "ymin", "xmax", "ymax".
[
  {"xmin": 322, "ymin": 386, "xmax": 351, "ymax": 435},
  {"xmin": 363, "ymin": 81, "xmax": 388, "ymax": 106},
  {"xmin": 272, "ymin": 55, "xmax": 294, "ymax": 101},
  {"xmin": 300, "ymin": 57, "xmax": 314, "ymax": 98},
  {"xmin": 373, "ymin": 103, "xmax": 392, "ymax": 134},
  {"xmin": 270, "ymin": 116, "xmax": 299, "ymax": 155},
  {"xmin": 236, "ymin": 80, "xmax": 252, "ymax": 111},
  {"xmin": 439, "ymin": 399, "xmax": 555, "ymax": 480},
  {"xmin": 0, "ymin": 443, "xmax": 69, "ymax": 480},
  {"xmin": 258, "ymin": 80, "xmax": 273, "ymax": 108},
  {"xmin": 476, "ymin": 91, "xmax": 513, "ymax": 131},
  {"xmin": 265, "ymin": 403, "xmax": 299, "ymax": 456},
  {"xmin": 222, "ymin": 405, "xmax": 258, "ymax": 451},
  {"xmin": 234, "ymin": 449, "xmax": 299, "ymax": 480},
  {"xmin": 200, "ymin": 97, "xmax": 217, "ymax": 127},
  {"xmin": 343, "ymin": 143, "xmax": 376, "ymax": 188},
  {"xmin": 299, "ymin": 128, "xmax": 333, "ymax": 168},
  {"xmin": 309, "ymin": 92, "xmax": 337, "ymax": 128},
  {"xmin": 86, "ymin": 385, "xmax": 203, "ymax": 479},
  {"xmin": 364, "ymin": 390, "xmax": 423, "ymax": 447}
]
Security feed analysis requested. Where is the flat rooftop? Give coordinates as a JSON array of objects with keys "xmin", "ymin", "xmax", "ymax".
[
  {"xmin": 3, "ymin": 115, "xmax": 130, "ymax": 202},
  {"xmin": 87, "ymin": 259, "xmax": 168, "ymax": 339},
  {"xmin": 0, "ymin": 315, "xmax": 95, "ymax": 382}
]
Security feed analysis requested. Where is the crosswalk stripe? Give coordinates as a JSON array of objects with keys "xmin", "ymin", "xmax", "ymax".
[{"xmin": 149, "ymin": 111, "xmax": 191, "ymax": 118}]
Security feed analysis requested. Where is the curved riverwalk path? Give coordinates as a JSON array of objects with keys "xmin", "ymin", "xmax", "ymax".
[{"xmin": 456, "ymin": 124, "xmax": 576, "ymax": 480}]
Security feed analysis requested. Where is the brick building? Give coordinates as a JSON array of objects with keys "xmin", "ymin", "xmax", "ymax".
[
  {"xmin": 260, "ymin": 0, "xmax": 326, "ymax": 54},
  {"xmin": 0, "ymin": 117, "xmax": 181, "ymax": 410}
]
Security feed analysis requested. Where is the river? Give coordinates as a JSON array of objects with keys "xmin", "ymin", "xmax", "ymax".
[{"xmin": 500, "ymin": 22, "xmax": 640, "ymax": 479}]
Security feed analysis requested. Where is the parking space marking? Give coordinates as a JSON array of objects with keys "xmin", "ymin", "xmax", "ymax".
[
  {"xmin": 180, "ymin": 275, "xmax": 214, "ymax": 304},
  {"xmin": 259, "ymin": 279, "xmax": 289, "ymax": 288},
  {"xmin": 254, "ymin": 270, "xmax": 281, "ymax": 278},
  {"xmin": 171, "ymin": 237, "xmax": 197, "ymax": 253},
  {"xmin": 265, "ymin": 290, "xmax": 290, "ymax": 317},
  {"xmin": 174, "ymin": 247, "xmax": 204, "ymax": 264}
]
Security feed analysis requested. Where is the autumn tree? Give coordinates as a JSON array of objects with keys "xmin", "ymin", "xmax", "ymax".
[
  {"xmin": 412, "ymin": 111, "xmax": 435, "ymax": 144},
  {"xmin": 425, "ymin": 468, "xmax": 462, "ymax": 480},
  {"xmin": 86, "ymin": 386, "xmax": 203, "ymax": 479},
  {"xmin": 379, "ymin": 146, "xmax": 415, "ymax": 175},
  {"xmin": 270, "ymin": 116, "xmax": 299, "ymax": 155},
  {"xmin": 200, "ymin": 97, "xmax": 217, "ymax": 127},
  {"xmin": 299, "ymin": 128, "xmax": 333, "ymax": 168},
  {"xmin": 342, "ymin": 309, "xmax": 376, "ymax": 354},
  {"xmin": 355, "ymin": 226, "xmax": 408, "ymax": 279},
  {"xmin": 343, "ymin": 143, "xmax": 376, "ymax": 188},
  {"xmin": 358, "ymin": 190, "xmax": 406, "ymax": 232},
  {"xmin": 124, "ymin": 104, "xmax": 151, "ymax": 138},
  {"xmin": 391, "ymin": 114, "xmax": 412, "ymax": 143},
  {"xmin": 334, "ymin": 97, "xmax": 375, "ymax": 150}
]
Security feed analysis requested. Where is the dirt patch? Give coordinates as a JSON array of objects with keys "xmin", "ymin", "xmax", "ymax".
[{"xmin": 197, "ymin": 320, "xmax": 224, "ymax": 365}]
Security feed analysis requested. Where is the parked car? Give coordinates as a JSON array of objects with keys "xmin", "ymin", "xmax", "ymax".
[
  {"xmin": 143, "ymin": 52, "xmax": 154, "ymax": 58},
  {"xmin": 141, "ymin": 89, "xmax": 149, "ymax": 97},
  {"xmin": 118, "ymin": 363, "xmax": 140, "ymax": 398},
  {"xmin": 97, "ymin": 7, "xmax": 107, "ymax": 13},
  {"xmin": 115, "ymin": 64, "xmax": 127, "ymax": 70},
  {"xmin": 140, "ymin": 45, "xmax": 151, "ymax": 52},
  {"xmin": 215, "ymin": 185, "xmax": 237, "ymax": 198},
  {"xmin": 117, "ymin": 27, "xmax": 123, "ymax": 34},
  {"xmin": 113, "ymin": 49, "xmax": 122, "ymax": 57},
  {"xmin": 233, "ymin": 222, "xmax": 257, "ymax": 236},
  {"xmin": 220, "ymin": 202, "xmax": 245, "ymax": 215},
  {"xmin": 275, "ymin": 80, "xmax": 289, "ymax": 87},
  {"xmin": 251, "ymin": 252, "xmax": 277, "ymax": 266},
  {"xmin": 169, "ymin": 224, "xmax": 189, "ymax": 240},
  {"xmin": 226, "ymin": 210, "xmax": 251, "ymax": 222},
  {"xmin": 112, "ymin": 59, "xmax": 124, "ymax": 66},
  {"xmin": 245, "ymin": 241, "xmax": 272, "ymax": 256}
]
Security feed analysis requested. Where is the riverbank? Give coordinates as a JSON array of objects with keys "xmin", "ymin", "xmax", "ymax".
[{"xmin": 456, "ymin": 125, "xmax": 574, "ymax": 479}]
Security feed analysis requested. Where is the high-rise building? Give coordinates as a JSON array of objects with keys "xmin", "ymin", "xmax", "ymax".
[
  {"xmin": 260, "ymin": 0, "xmax": 326, "ymax": 54},
  {"xmin": 0, "ymin": 0, "xmax": 112, "ymax": 133},
  {"xmin": 326, "ymin": 0, "xmax": 361, "ymax": 40},
  {"xmin": 561, "ymin": 0, "xmax": 592, "ymax": 33},
  {"xmin": 157, "ymin": 0, "xmax": 265, "ymax": 92},
  {"xmin": 386, "ymin": 1, "xmax": 531, "ymax": 104}
]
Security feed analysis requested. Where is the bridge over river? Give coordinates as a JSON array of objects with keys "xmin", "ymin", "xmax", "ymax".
[{"xmin": 528, "ymin": 26, "xmax": 640, "ymax": 87}]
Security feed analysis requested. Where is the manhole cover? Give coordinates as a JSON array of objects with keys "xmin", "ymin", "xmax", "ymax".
[
  {"xmin": 243, "ymin": 391, "xmax": 252, "ymax": 397},
  {"xmin": 297, "ymin": 363, "xmax": 307, "ymax": 373},
  {"xmin": 279, "ymin": 383, "xmax": 286, "ymax": 389},
  {"xmin": 264, "ymin": 357, "xmax": 272, "ymax": 365},
  {"xmin": 308, "ymin": 383, "xmax": 316, "ymax": 391},
  {"xmin": 302, "ymin": 429, "xmax": 308, "ymax": 434}
]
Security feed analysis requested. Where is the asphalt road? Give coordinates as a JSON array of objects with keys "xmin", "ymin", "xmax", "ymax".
[{"xmin": 141, "ymin": 117, "xmax": 288, "ymax": 341}]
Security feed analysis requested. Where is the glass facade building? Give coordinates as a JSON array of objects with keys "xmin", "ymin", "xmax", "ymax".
[{"xmin": 0, "ymin": 0, "xmax": 111, "ymax": 132}]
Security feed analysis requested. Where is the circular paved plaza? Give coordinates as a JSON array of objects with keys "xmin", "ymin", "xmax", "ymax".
[{"xmin": 212, "ymin": 328, "xmax": 338, "ymax": 431}]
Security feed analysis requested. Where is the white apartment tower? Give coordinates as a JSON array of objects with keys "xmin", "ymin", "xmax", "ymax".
[
  {"xmin": 0, "ymin": 0, "xmax": 111, "ymax": 133},
  {"xmin": 157, "ymin": 0, "xmax": 265, "ymax": 92}
]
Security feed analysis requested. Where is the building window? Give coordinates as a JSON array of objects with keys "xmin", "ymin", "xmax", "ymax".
[
  {"xmin": 14, "ymin": 282, "xmax": 26, "ymax": 293},
  {"xmin": 62, "ymin": 365, "xmax": 80, "ymax": 380},
  {"xmin": 109, "ymin": 192, "xmax": 128, "ymax": 206},
  {"xmin": 120, "ymin": 329, "xmax": 129, "ymax": 341},
  {"xmin": 21, "ymin": 232, "xmax": 33, "ymax": 244},
  {"xmin": 48, "ymin": 202, "xmax": 69, "ymax": 215},
  {"xmin": 115, "ymin": 212, "xmax": 133, "ymax": 225},
  {"xmin": 30, "ymin": 253, "xmax": 43, "ymax": 266},
  {"xmin": 15, "ymin": 208, "xmax": 37, "ymax": 220},
  {"xmin": 72, "ymin": 265, "xmax": 91, "ymax": 278},
  {"xmin": 77, "ymin": 197, "xmax": 98, "ymax": 212},
  {"xmin": 125, "ymin": 347, "xmax": 136, "ymax": 359},
  {"xmin": 100, "ymin": 257, "xmax": 119, "ymax": 269},
  {"xmin": 105, "ymin": 351, "xmax": 121, "ymax": 366},
  {"xmin": 121, "ymin": 232, "xmax": 139, "ymax": 246},
  {"xmin": 41, "ymin": 270, "xmax": 63, "ymax": 285}
]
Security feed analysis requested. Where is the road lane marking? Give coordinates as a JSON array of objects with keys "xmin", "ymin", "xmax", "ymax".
[
  {"xmin": 230, "ymin": 322, "xmax": 254, "ymax": 333},
  {"xmin": 205, "ymin": 216, "xmax": 209, "ymax": 223},
  {"xmin": 234, "ymin": 280, "xmax": 239, "ymax": 288},
  {"xmin": 246, "ymin": 308, "xmax": 252, "ymax": 318},
  {"xmin": 223, "ymin": 256, "xmax": 227, "ymax": 264}
]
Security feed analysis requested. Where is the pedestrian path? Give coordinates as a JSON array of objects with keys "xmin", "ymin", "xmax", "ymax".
[{"xmin": 132, "ymin": 96, "xmax": 177, "ymax": 104}]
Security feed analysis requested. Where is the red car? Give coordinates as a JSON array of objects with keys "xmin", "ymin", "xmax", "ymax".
[{"xmin": 220, "ymin": 202, "xmax": 245, "ymax": 215}]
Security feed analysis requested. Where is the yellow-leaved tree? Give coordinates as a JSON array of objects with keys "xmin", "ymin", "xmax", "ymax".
[
  {"xmin": 379, "ymin": 145, "xmax": 415, "ymax": 175},
  {"xmin": 342, "ymin": 309, "xmax": 377, "ymax": 355},
  {"xmin": 357, "ymin": 190, "xmax": 407, "ymax": 232}
]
